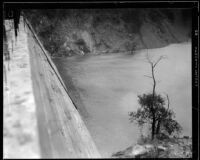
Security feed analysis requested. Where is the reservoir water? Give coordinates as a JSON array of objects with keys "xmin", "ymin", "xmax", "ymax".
[{"xmin": 53, "ymin": 43, "xmax": 192, "ymax": 157}]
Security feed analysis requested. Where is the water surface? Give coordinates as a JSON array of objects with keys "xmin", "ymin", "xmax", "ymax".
[{"xmin": 53, "ymin": 43, "xmax": 192, "ymax": 157}]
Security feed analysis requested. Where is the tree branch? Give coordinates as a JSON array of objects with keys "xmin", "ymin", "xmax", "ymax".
[
  {"xmin": 164, "ymin": 92, "xmax": 170, "ymax": 110},
  {"xmin": 153, "ymin": 56, "xmax": 163, "ymax": 68},
  {"xmin": 166, "ymin": 94, "xmax": 170, "ymax": 110},
  {"xmin": 144, "ymin": 75, "xmax": 153, "ymax": 79},
  {"xmin": 146, "ymin": 50, "xmax": 153, "ymax": 66}
]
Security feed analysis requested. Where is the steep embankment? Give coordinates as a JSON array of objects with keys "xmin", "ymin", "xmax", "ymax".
[{"xmin": 24, "ymin": 9, "xmax": 191, "ymax": 57}]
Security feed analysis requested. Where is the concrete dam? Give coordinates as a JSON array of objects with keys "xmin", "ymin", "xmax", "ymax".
[{"xmin": 3, "ymin": 17, "xmax": 101, "ymax": 158}]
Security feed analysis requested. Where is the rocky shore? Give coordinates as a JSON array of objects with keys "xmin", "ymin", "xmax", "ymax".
[{"xmin": 112, "ymin": 136, "xmax": 192, "ymax": 158}]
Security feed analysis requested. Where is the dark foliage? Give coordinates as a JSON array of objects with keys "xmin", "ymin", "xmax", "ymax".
[
  {"xmin": 24, "ymin": 9, "xmax": 191, "ymax": 57},
  {"xmin": 129, "ymin": 93, "xmax": 182, "ymax": 138},
  {"xmin": 161, "ymin": 9, "xmax": 175, "ymax": 23},
  {"xmin": 75, "ymin": 39, "xmax": 90, "ymax": 54}
]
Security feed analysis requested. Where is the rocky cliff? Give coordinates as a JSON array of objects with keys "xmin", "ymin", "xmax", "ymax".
[{"xmin": 25, "ymin": 8, "xmax": 191, "ymax": 56}]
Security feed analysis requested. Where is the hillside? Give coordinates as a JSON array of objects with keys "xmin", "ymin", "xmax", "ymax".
[{"xmin": 24, "ymin": 9, "xmax": 191, "ymax": 57}]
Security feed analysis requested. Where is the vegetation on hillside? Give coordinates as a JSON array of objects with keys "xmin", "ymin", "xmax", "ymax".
[{"xmin": 24, "ymin": 9, "xmax": 191, "ymax": 57}]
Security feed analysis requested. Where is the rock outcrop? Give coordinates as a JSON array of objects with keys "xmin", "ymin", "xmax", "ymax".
[{"xmin": 112, "ymin": 136, "xmax": 192, "ymax": 158}]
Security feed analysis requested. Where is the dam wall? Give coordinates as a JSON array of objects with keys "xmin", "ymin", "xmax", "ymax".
[{"xmin": 3, "ymin": 17, "xmax": 100, "ymax": 158}]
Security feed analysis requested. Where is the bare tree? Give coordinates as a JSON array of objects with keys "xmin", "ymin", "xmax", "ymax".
[
  {"xmin": 144, "ymin": 52, "xmax": 166, "ymax": 95},
  {"xmin": 144, "ymin": 52, "xmax": 165, "ymax": 139}
]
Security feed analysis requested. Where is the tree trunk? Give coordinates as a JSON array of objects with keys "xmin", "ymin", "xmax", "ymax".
[
  {"xmin": 156, "ymin": 120, "xmax": 160, "ymax": 135},
  {"xmin": 152, "ymin": 66, "xmax": 156, "ymax": 98},
  {"xmin": 151, "ymin": 64, "xmax": 156, "ymax": 140},
  {"xmin": 146, "ymin": 55, "xmax": 164, "ymax": 140},
  {"xmin": 152, "ymin": 116, "xmax": 155, "ymax": 140}
]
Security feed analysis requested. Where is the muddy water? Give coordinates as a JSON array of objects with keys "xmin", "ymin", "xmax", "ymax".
[{"xmin": 53, "ymin": 43, "xmax": 191, "ymax": 157}]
